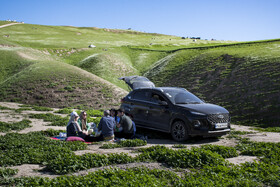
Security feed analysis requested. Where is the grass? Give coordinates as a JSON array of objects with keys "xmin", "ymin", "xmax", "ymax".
[
  {"xmin": 0, "ymin": 21, "xmax": 279, "ymax": 127},
  {"xmin": 0, "ymin": 119, "xmax": 32, "ymax": 132},
  {"xmin": 100, "ymin": 139, "xmax": 147, "ymax": 149},
  {"xmin": 1, "ymin": 21, "xmax": 280, "ymax": 186},
  {"xmin": 146, "ymin": 41, "xmax": 280, "ymax": 127},
  {"xmin": 29, "ymin": 109, "xmax": 103, "ymax": 126},
  {"xmin": 0, "ymin": 125, "xmax": 279, "ymax": 186},
  {"xmin": 0, "ymin": 23, "xmax": 233, "ymax": 49},
  {"xmin": 0, "ymin": 105, "xmax": 11, "ymax": 110},
  {"xmin": 254, "ymin": 127, "xmax": 280, "ymax": 132},
  {"xmin": 0, "ymin": 47, "xmax": 127, "ymax": 109},
  {"xmin": 29, "ymin": 113, "xmax": 69, "ymax": 126},
  {"xmin": 0, "ymin": 21, "xmax": 13, "ymax": 26}
]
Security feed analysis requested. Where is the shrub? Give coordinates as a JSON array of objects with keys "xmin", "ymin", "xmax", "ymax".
[
  {"xmin": 29, "ymin": 113, "xmax": 68, "ymax": 126},
  {"xmin": 0, "ymin": 132, "xmax": 87, "ymax": 167},
  {"xmin": 32, "ymin": 106, "xmax": 53, "ymax": 111},
  {"xmin": 1, "ymin": 167, "xmax": 184, "ymax": 186},
  {"xmin": 46, "ymin": 153, "xmax": 135, "ymax": 174},
  {"xmin": 0, "ymin": 119, "xmax": 32, "ymax": 132},
  {"xmin": 200, "ymin": 145, "xmax": 238, "ymax": 158},
  {"xmin": 137, "ymin": 145, "xmax": 226, "ymax": 168},
  {"xmin": 55, "ymin": 108, "xmax": 79, "ymax": 114},
  {"xmin": 100, "ymin": 139, "xmax": 147, "ymax": 149},
  {"xmin": 254, "ymin": 127, "xmax": 280, "ymax": 132},
  {"xmin": 172, "ymin": 144, "xmax": 187, "ymax": 148},
  {"xmin": 0, "ymin": 168, "xmax": 18, "ymax": 178}
]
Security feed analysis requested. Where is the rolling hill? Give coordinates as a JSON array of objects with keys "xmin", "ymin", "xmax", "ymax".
[{"xmin": 0, "ymin": 22, "xmax": 279, "ymax": 127}]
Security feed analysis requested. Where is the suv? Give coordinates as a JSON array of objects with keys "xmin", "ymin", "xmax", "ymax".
[{"xmin": 119, "ymin": 76, "xmax": 230, "ymax": 141}]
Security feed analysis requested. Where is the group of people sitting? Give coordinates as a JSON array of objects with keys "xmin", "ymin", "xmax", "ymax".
[{"xmin": 66, "ymin": 108, "xmax": 136, "ymax": 142}]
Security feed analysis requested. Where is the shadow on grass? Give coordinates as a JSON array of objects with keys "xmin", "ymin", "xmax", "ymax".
[{"xmin": 136, "ymin": 127, "xmax": 220, "ymax": 145}]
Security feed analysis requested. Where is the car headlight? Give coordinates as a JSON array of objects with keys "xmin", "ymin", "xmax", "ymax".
[{"xmin": 192, "ymin": 120, "xmax": 201, "ymax": 128}]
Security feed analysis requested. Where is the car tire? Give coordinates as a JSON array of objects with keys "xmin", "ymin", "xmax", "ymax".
[{"xmin": 171, "ymin": 121, "xmax": 189, "ymax": 142}]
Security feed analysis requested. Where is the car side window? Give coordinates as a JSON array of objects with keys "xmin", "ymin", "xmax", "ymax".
[
  {"xmin": 150, "ymin": 93, "xmax": 166, "ymax": 104},
  {"xmin": 132, "ymin": 90, "xmax": 150, "ymax": 102}
]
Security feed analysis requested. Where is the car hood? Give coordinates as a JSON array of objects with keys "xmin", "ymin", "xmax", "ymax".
[
  {"xmin": 118, "ymin": 75, "xmax": 155, "ymax": 90},
  {"xmin": 176, "ymin": 103, "xmax": 229, "ymax": 115}
]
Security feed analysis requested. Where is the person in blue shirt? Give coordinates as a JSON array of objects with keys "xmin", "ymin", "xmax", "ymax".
[{"xmin": 98, "ymin": 110, "xmax": 115, "ymax": 141}]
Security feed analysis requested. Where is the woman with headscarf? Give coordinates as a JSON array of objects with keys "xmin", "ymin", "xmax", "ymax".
[
  {"xmin": 78, "ymin": 111, "xmax": 91, "ymax": 131},
  {"xmin": 66, "ymin": 111, "xmax": 86, "ymax": 138},
  {"xmin": 67, "ymin": 111, "xmax": 101, "ymax": 142}
]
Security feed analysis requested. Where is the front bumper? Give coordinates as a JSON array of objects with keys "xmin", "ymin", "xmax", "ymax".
[{"xmin": 189, "ymin": 128, "xmax": 231, "ymax": 137}]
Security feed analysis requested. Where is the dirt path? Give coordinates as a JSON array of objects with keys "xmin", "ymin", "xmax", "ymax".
[
  {"xmin": 0, "ymin": 101, "xmax": 279, "ymax": 178},
  {"xmin": 0, "ymin": 22, "xmax": 23, "ymax": 29}
]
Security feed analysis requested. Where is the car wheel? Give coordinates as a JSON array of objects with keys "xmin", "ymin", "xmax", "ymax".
[{"xmin": 171, "ymin": 121, "xmax": 189, "ymax": 142}]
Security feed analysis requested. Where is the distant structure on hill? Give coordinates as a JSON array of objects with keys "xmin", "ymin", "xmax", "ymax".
[
  {"xmin": 190, "ymin": 37, "xmax": 201, "ymax": 40},
  {"xmin": 88, "ymin": 44, "xmax": 96, "ymax": 48}
]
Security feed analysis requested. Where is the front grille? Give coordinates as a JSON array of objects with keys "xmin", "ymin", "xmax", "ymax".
[{"xmin": 207, "ymin": 113, "xmax": 230, "ymax": 124}]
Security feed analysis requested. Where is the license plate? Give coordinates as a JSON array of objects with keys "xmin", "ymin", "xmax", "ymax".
[{"xmin": 215, "ymin": 123, "xmax": 228, "ymax": 129}]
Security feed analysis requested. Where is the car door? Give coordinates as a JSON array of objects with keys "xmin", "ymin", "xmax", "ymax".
[
  {"xmin": 130, "ymin": 90, "xmax": 151, "ymax": 127},
  {"xmin": 147, "ymin": 91, "xmax": 171, "ymax": 131}
]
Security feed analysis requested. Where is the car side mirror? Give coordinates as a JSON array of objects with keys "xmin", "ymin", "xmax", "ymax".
[{"xmin": 160, "ymin": 101, "xmax": 168, "ymax": 106}]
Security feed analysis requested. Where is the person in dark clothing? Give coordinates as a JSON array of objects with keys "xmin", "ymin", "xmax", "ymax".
[
  {"xmin": 66, "ymin": 111, "xmax": 100, "ymax": 142},
  {"xmin": 115, "ymin": 108, "xmax": 134, "ymax": 139},
  {"xmin": 110, "ymin": 108, "xmax": 122, "ymax": 132},
  {"xmin": 98, "ymin": 110, "xmax": 115, "ymax": 141},
  {"xmin": 128, "ymin": 114, "xmax": 136, "ymax": 139}
]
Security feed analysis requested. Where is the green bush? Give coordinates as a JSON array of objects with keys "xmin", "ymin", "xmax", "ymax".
[
  {"xmin": 18, "ymin": 104, "xmax": 53, "ymax": 111},
  {"xmin": 0, "ymin": 119, "xmax": 32, "ymax": 132},
  {"xmin": 236, "ymin": 138, "xmax": 280, "ymax": 159},
  {"xmin": 86, "ymin": 109, "xmax": 103, "ymax": 117},
  {"xmin": 55, "ymin": 108, "xmax": 79, "ymax": 114},
  {"xmin": 0, "ymin": 105, "xmax": 11, "ymax": 110},
  {"xmin": 46, "ymin": 153, "xmax": 135, "ymax": 174},
  {"xmin": 254, "ymin": 127, "xmax": 280, "ymax": 132},
  {"xmin": 29, "ymin": 113, "xmax": 68, "ymax": 126},
  {"xmin": 100, "ymin": 139, "xmax": 147, "ymax": 149},
  {"xmin": 200, "ymin": 145, "xmax": 238, "ymax": 158},
  {"xmin": 183, "ymin": 163, "xmax": 276, "ymax": 186},
  {"xmin": 138, "ymin": 145, "xmax": 226, "ymax": 168},
  {"xmin": 1, "ymin": 167, "xmax": 184, "ymax": 186},
  {"xmin": 0, "ymin": 132, "xmax": 87, "ymax": 167},
  {"xmin": 40, "ymin": 129, "xmax": 66, "ymax": 137},
  {"xmin": 14, "ymin": 107, "xmax": 32, "ymax": 113},
  {"xmin": 32, "ymin": 106, "xmax": 53, "ymax": 111},
  {"xmin": 172, "ymin": 144, "xmax": 187, "ymax": 148},
  {"xmin": 0, "ymin": 168, "xmax": 18, "ymax": 178}
]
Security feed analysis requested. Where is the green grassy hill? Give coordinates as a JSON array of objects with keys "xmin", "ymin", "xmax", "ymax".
[
  {"xmin": 0, "ymin": 22, "xmax": 279, "ymax": 127},
  {"xmin": 145, "ymin": 40, "xmax": 280, "ymax": 127},
  {"xmin": 0, "ymin": 46, "xmax": 127, "ymax": 109}
]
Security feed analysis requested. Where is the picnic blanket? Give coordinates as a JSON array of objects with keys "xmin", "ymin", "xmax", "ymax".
[{"xmin": 50, "ymin": 136, "xmax": 92, "ymax": 144}]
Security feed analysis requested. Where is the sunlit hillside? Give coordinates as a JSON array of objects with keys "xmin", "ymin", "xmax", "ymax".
[{"xmin": 0, "ymin": 22, "xmax": 279, "ymax": 127}]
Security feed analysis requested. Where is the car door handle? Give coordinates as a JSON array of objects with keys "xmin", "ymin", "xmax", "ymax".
[{"xmin": 146, "ymin": 110, "xmax": 149, "ymax": 114}]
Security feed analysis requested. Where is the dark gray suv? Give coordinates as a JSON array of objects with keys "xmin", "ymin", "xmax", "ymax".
[{"xmin": 119, "ymin": 76, "xmax": 230, "ymax": 141}]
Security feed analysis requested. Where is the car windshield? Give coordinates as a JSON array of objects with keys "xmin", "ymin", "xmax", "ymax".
[{"xmin": 162, "ymin": 88, "xmax": 203, "ymax": 104}]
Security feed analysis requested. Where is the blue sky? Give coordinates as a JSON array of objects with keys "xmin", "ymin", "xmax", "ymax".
[{"xmin": 1, "ymin": 0, "xmax": 279, "ymax": 41}]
